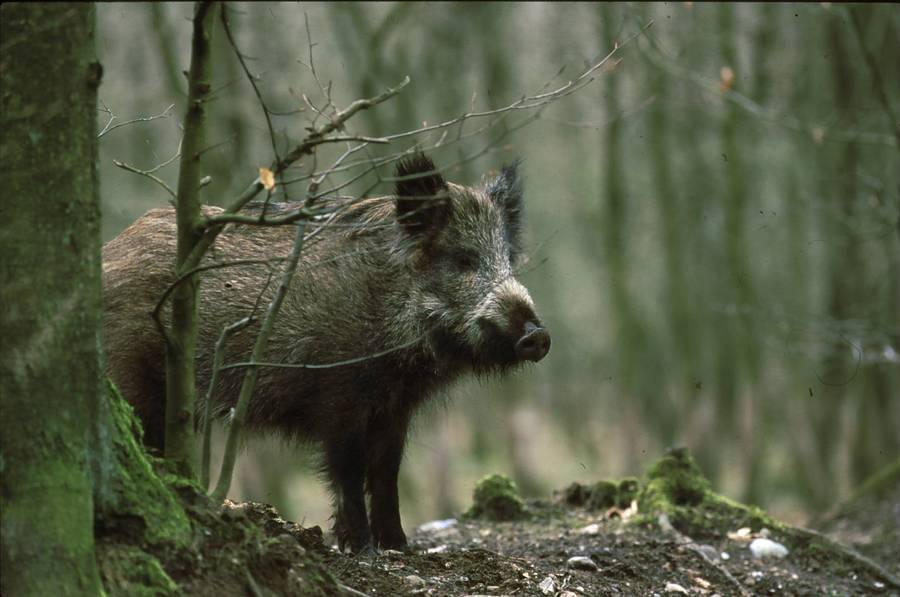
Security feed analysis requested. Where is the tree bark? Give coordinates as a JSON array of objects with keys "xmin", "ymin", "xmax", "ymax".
[{"xmin": 0, "ymin": 4, "xmax": 104, "ymax": 594}]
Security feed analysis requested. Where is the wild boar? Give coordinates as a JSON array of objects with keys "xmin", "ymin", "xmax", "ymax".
[{"xmin": 103, "ymin": 154, "xmax": 550, "ymax": 552}]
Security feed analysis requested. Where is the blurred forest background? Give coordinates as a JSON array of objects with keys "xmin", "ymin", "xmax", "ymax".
[{"xmin": 96, "ymin": 2, "xmax": 899, "ymax": 529}]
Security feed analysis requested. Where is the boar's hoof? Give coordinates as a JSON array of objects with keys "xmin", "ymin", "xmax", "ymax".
[
  {"xmin": 373, "ymin": 527, "xmax": 408, "ymax": 551},
  {"xmin": 515, "ymin": 322, "xmax": 551, "ymax": 362}
]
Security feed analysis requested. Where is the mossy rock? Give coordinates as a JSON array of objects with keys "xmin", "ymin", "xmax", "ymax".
[
  {"xmin": 585, "ymin": 480, "xmax": 618, "ymax": 510},
  {"xmin": 636, "ymin": 447, "xmax": 780, "ymax": 538},
  {"xmin": 641, "ymin": 447, "xmax": 710, "ymax": 508},
  {"xmin": 466, "ymin": 474, "xmax": 527, "ymax": 521}
]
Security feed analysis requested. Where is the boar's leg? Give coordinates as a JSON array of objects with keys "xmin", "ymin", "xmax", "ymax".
[
  {"xmin": 324, "ymin": 433, "xmax": 373, "ymax": 553},
  {"xmin": 365, "ymin": 407, "xmax": 411, "ymax": 550}
]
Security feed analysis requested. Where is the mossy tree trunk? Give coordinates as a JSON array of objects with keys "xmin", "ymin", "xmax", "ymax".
[{"xmin": 0, "ymin": 4, "xmax": 105, "ymax": 594}]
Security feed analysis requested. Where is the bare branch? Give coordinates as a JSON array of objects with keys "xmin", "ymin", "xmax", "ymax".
[
  {"xmin": 151, "ymin": 257, "xmax": 286, "ymax": 338},
  {"xmin": 211, "ymin": 220, "xmax": 309, "ymax": 502},
  {"xmin": 112, "ymin": 159, "xmax": 176, "ymax": 198},
  {"xmin": 97, "ymin": 103, "xmax": 176, "ymax": 138},
  {"xmin": 200, "ymin": 267, "xmax": 274, "ymax": 490},
  {"xmin": 220, "ymin": 333, "xmax": 425, "ymax": 372},
  {"xmin": 220, "ymin": 4, "xmax": 282, "ymax": 173}
]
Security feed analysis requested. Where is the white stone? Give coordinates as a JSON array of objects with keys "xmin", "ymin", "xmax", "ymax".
[
  {"xmin": 579, "ymin": 523, "xmax": 601, "ymax": 535},
  {"xmin": 418, "ymin": 518, "xmax": 458, "ymax": 533},
  {"xmin": 404, "ymin": 575, "xmax": 426, "ymax": 587},
  {"xmin": 749, "ymin": 538, "xmax": 789, "ymax": 559},
  {"xmin": 538, "ymin": 575, "xmax": 557, "ymax": 595},
  {"xmin": 566, "ymin": 556, "xmax": 598, "ymax": 571}
]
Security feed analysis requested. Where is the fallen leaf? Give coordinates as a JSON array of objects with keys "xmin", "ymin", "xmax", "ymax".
[
  {"xmin": 720, "ymin": 66, "xmax": 735, "ymax": 93},
  {"xmin": 259, "ymin": 167, "xmax": 275, "ymax": 191}
]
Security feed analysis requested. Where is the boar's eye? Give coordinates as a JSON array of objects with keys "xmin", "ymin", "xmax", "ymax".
[{"xmin": 450, "ymin": 249, "xmax": 479, "ymax": 272}]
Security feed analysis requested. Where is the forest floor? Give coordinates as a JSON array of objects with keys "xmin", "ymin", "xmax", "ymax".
[{"xmin": 99, "ymin": 450, "xmax": 900, "ymax": 597}]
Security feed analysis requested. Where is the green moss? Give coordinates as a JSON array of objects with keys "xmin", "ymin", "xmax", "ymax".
[
  {"xmin": 94, "ymin": 380, "xmax": 192, "ymax": 548},
  {"xmin": 642, "ymin": 447, "xmax": 710, "ymax": 508},
  {"xmin": 465, "ymin": 474, "xmax": 527, "ymax": 521},
  {"xmin": 616, "ymin": 477, "xmax": 640, "ymax": 508},
  {"xmin": 635, "ymin": 447, "xmax": 781, "ymax": 537},
  {"xmin": 586, "ymin": 480, "xmax": 618, "ymax": 510},
  {"xmin": 98, "ymin": 545, "xmax": 178, "ymax": 597}
]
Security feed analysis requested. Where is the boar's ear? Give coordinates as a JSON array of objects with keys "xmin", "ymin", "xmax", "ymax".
[
  {"xmin": 487, "ymin": 159, "xmax": 523, "ymax": 260},
  {"xmin": 395, "ymin": 153, "xmax": 449, "ymax": 238}
]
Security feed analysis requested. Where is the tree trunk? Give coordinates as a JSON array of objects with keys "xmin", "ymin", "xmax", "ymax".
[
  {"xmin": 0, "ymin": 4, "xmax": 104, "ymax": 594},
  {"xmin": 165, "ymin": 1, "xmax": 216, "ymax": 478}
]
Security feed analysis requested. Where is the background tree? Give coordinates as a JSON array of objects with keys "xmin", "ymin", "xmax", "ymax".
[{"xmin": 0, "ymin": 4, "xmax": 105, "ymax": 594}]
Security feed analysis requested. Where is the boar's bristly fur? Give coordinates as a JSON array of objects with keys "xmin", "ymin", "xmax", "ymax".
[{"xmin": 102, "ymin": 153, "xmax": 550, "ymax": 553}]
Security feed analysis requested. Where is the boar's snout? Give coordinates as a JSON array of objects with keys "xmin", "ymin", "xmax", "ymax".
[{"xmin": 515, "ymin": 321, "xmax": 551, "ymax": 362}]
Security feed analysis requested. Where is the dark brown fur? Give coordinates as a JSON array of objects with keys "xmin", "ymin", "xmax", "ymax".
[{"xmin": 102, "ymin": 155, "xmax": 550, "ymax": 552}]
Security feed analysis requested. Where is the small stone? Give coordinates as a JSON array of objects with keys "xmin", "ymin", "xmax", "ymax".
[
  {"xmin": 560, "ymin": 592, "xmax": 579, "ymax": 597},
  {"xmin": 579, "ymin": 523, "xmax": 600, "ymax": 535},
  {"xmin": 404, "ymin": 575, "xmax": 426, "ymax": 587},
  {"xmin": 664, "ymin": 582, "xmax": 689, "ymax": 594},
  {"xmin": 382, "ymin": 549, "xmax": 405, "ymax": 557},
  {"xmin": 538, "ymin": 575, "xmax": 557, "ymax": 595},
  {"xmin": 418, "ymin": 518, "xmax": 458, "ymax": 532},
  {"xmin": 749, "ymin": 538, "xmax": 789, "ymax": 559},
  {"xmin": 566, "ymin": 556, "xmax": 598, "ymax": 571},
  {"xmin": 427, "ymin": 544, "xmax": 449, "ymax": 554}
]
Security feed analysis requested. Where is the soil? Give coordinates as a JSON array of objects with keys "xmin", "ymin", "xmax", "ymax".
[
  {"xmin": 299, "ymin": 494, "xmax": 899, "ymax": 597},
  {"xmin": 96, "ymin": 451, "xmax": 900, "ymax": 597}
]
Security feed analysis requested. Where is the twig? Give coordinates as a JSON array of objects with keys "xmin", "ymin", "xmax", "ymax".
[
  {"xmin": 220, "ymin": 4, "xmax": 284, "ymax": 204},
  {"xmin": 211, "ymin": 220, "xmax": 309, "ymax": 502},
  {"xmin": 175, "ymin": 75, "xmax": 411, "ymax": 277},
  {"xmin": 789, "ymin": 526, "xmax": 900, "ymax": 588},
  {"xmin": 112, "ymin": 159, "xmax": 176, "ymax": 198},
  {"xmin": 338, "ymin": 583, "xmax": 371, "ymax": 597},
  {"xmin": 244, "ymin": 569, "xmax": 265, "ymax": 597},
  {"xmin": 200, "ymin": 267, "xmax": 274, "ymax": 490},
  {"xmin": 220, "ymin": 333, "xmax": 425, "ymax": 372},
  {"xmin": 683, "ymin": 543, "xmax": 751, "ymax": 597},
  {"xmin": 98, "ymin": 103, "xmax": 176, "ymax": 138},
  {"xmin": 152, "ymin": 258, "xmax": 286, "ymax": 338},
  {"xmin": 658, "ymin": 514, "xmax": 750, "ymax": 596}
]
